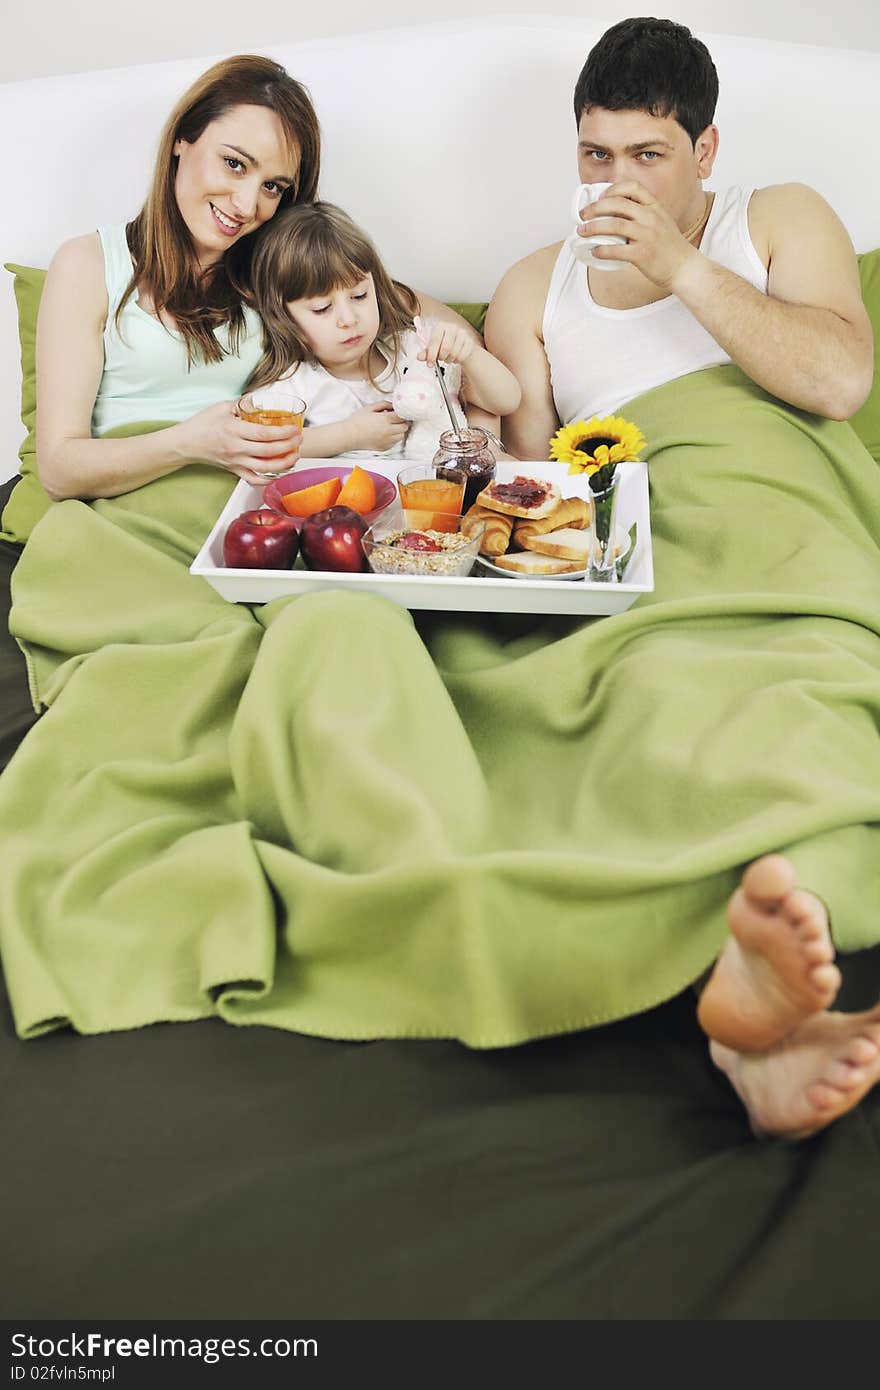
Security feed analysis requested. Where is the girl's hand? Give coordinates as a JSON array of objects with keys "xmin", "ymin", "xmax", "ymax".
[
  {"xmin": 346, "ymin": 402, "xmax": 409, "ymax": 452},
  {"xmin": 417, "ymin": 321, "xmax": 477, "ymax": 368},
  {"xmin": 175, "ymin": 401, "xmax": 303, "ymax": 484}
]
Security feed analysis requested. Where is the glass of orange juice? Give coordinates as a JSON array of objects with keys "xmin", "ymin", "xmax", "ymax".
[
  {"xmin": 237, "ymin": 385, "xmax": 306, "ymax": 480},
  {"xmin": 397, "ymin": 463, "xmax": 466, "ymax": 533},
  {"xmin": 237, "ymin": 386, "xmax": 306, "ymax": 428}
]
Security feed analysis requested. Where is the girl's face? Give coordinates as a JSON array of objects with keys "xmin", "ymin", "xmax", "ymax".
[
  {"xmin": 286, "ymin": 275, "xmax": 382, "ymax": 377},
  {"xmin": 174, "ymin": 104, "xmax": 298, "ymax": 268}
]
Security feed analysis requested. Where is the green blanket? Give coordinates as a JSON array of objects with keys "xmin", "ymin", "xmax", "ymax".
[{"xmin": 3, "ymin": 365, "xmax": 880, "ymax": 1044}]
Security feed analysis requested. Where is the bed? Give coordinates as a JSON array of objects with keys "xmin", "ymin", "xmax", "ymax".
[{"xmin": 2, "ymin": 19, "xmax": 880, "ymax": 1322}]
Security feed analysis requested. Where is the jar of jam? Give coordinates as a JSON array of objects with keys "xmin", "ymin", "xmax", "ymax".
[{"xmin": 432, "ymin": 428, "xmax": 496, "ymax": 512}]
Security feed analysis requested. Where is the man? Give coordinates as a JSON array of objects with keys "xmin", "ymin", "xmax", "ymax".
[
  {"xmin": 486, "ymin": 16, "xmax": 873, "ymax": 462},
  {"xmin": 485, "ymin": 18, "xmax": 880, "ymax": 1139}
]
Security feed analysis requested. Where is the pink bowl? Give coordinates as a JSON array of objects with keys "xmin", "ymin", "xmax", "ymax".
[{"xmin": 264, "ymin": 466, "xmax": 396, "ymax": 527}]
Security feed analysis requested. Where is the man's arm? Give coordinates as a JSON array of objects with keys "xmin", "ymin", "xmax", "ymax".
[
  {"xmin": 484, "ymin": 248, "xmax": 562, "ymax": 460},
  {"xmin": 590, "ymin": 182, "xmax": 873, "ymax": 420}
]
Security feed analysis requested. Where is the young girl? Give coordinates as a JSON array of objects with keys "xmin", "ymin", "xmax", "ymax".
[{"xmin": 247, "ymin": 202, "xmax": 521, "ymax": 460}]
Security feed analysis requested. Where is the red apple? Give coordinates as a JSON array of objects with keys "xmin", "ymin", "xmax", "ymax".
[
  {"xmin": 299, "ymin": 505, "xmax": 368, "ymax": 572},
  {"xmin": 223, "ymin": 508, "xmax": 299, "ymax": 569}
]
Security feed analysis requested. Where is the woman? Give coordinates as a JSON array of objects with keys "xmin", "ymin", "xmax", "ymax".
[{"xmin": 4, "ymin": 55, "xmax": 323, "ymax": 774}]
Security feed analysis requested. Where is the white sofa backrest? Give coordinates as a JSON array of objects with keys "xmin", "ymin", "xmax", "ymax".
[{"xmin": 3, "ymin": 16, "xmax": 880, "ymax": 480}]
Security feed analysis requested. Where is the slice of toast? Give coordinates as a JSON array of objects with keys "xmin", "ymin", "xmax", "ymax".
[
  {"xmin": 478, "ymin": 475, "xmax": 562, "ymax": 520},
  {"xmin": 518, "ymin": 526, "xmax": 592, "ymax": 562},
  {"xmin": 492, "ymin": 550, "xmax": 584, "ymax": 575}
]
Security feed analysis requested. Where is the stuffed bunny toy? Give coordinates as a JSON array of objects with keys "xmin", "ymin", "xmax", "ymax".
[{"xmin": 392, "ymin": 316, "xmax": 464, "ymax": 459}]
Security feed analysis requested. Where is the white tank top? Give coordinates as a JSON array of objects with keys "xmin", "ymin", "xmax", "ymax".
[{"xmin": 542, "ymin": 186, "xmax": 769, "ymax": 423}]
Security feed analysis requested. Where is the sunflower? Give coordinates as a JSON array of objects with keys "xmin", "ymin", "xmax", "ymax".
[{"xmin": 549, "ymin": 415, "xmax": 646, "ymax": 475}]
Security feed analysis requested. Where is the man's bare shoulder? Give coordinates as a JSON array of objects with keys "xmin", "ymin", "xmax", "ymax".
[
  {"xmin": 488, "ymin": 242, "xmax": 563, "ymax": 342},
  {"xmin": 751, "ymin": 181, "xmax": 827, "ymax": 208},
  {"xmin": 749, "ymin": 182, "xmax": 842, "ymax": 242},
  {"xmin": 492, "ymin": 242, "xmax": 562, "ymax": 302}
]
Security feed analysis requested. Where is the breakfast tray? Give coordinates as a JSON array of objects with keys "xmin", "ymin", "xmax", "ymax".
[{"xmin": 190, "ymin": 459, "xmax": 654, "ymax": 616}]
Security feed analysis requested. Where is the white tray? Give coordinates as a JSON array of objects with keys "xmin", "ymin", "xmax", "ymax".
[{"xmin": 190, "ymin": 459, "xmax": 654, "ymax": 616}]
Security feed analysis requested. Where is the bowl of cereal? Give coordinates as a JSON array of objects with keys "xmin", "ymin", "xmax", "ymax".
[{"xmin": 362, "ymin": 510, "xmax": 485, "ymax": 578}]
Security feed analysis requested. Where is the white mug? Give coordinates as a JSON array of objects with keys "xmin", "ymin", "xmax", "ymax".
[{"xmin": 569, "ymin": 181, "xmax": 627, "ymax": 271}]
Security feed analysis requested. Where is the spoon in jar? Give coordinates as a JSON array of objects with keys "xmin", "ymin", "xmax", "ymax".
[{"xmin": 434, "ymin": 361, "xmax": 465, "ymax": 440}]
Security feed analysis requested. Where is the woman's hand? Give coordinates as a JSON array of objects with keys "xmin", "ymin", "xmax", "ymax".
[
  {"xmin": 345, "ymin": 402, "xmax": 409, "ymax": 452},
  {"xmin": 175, "ymin": 401, "xmax": 303, "ymax": 484}
]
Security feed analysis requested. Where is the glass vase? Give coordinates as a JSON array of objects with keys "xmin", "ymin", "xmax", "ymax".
[{"xmin": 588, "ymin": 469, "xmax": 621, "ymax": 582}]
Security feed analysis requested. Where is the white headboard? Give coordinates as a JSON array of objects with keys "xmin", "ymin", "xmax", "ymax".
[{"xmin": 3, "ymin": 15, "xmax": 880, "ymax": 480}]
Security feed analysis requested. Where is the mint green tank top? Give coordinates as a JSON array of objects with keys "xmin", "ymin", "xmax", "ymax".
[{"xmin": 91, "ymin": 224, "xmax": 264, "ymax": 435}]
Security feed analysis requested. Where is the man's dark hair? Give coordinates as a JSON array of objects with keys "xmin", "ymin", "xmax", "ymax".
[{"xmin": 573, "ymin": 16, "xmax": 719, "ymax": 145}]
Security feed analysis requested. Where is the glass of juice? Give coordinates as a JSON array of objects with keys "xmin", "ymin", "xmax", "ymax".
[
  {"xmin": 396, "ymin": 463, "xmax": 466, "ymax": 533},
  {"xmin": 237, "ymin": 387, "xmax": 306, "ymax": 428},
  {"xmin": 237, "ymin": 386, "xmax": 306, "ymax": 479}
]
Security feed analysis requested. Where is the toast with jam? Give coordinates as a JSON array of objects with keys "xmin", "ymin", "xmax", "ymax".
[{"xmin": 477, "ymin": 475, "xmax": 562, "ymax": 520}]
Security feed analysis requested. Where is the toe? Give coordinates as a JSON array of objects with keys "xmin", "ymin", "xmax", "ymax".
[
  {"xmin": 742, "ymin": 854, "xmax": 797, "ymax": 907},
  {"xmin": 809, "ymin": 963, "xmax": 841, "ymax": 995},
  {"xmin": 805, "ymin": 1079, "xmax": 843, "ymax": 1112},
  {"xmin": 786, "ymin": 890, "xmax": 829, "ymax": 933},
  {"xmin": 823, "ymin": 1060, "xmax": 866, "ymax": 1092},
  {"xmin": 846, "ymin": 1034, "xmax": 880, "ymax": 1066},
  {"xmin": 802, "ymin": 938, "xmax": 834, "ymax": 964}
]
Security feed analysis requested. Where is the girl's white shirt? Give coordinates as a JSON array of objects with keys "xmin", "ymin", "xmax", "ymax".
[{"xmin": 280, "ymin": 328, "xmax": 461, "ymax": 470}]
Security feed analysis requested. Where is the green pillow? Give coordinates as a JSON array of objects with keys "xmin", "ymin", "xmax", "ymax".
[
  {"xmin": 448, "ymin": 302, "xmax": 488, "ymax": 335},
  {"xmin": 850, "ymin": 248, "xmax": 880, "ymax": 462},
  {"xmin": 2, "ymin": 263, "xmax": 48, "ymax": 544}
]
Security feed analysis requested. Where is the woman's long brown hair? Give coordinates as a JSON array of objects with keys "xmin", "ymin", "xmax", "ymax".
[
  {"xmin": 117, "ymin": 54, "xmax": 321, "ymax": 365},
  {"xmin": 247, "ymin": 201, "xmax": 418, "ymax": 390}
]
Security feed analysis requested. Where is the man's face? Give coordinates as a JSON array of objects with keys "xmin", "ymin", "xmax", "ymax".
[{"xmin": 576, "ymin": 106, "xmax": 717, "ymax": 228}]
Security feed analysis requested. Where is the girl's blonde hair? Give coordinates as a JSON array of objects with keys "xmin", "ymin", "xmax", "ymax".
[
  {"xmin": 248, "ymin": 201, "xmax": 418, "ymax": 390},
  {"xmin": 118, "ymin": 54, "xmax": 322, "ymax": 365}
]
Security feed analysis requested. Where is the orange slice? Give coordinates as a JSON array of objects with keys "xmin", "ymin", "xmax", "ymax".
[
  {"xmin": 278, "ymin": 476, "xmax": 342, "ymax": 517},
  {"xmin": 336, "ymin": 465, "xmax": 377, "ymax": 515}
]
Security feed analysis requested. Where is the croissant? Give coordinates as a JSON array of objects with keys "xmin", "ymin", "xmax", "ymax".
[
  {"xmin": 461, "ymin": 503, "xmax": 515, "ymax": 556},
  {"xmin": 513, "ymin": 496, "xmax": 591, "ymax": 542}
]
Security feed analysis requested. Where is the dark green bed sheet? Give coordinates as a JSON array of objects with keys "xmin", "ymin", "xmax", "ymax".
[
  {"xmin": 2, "ymin": 960, "xmax": 879, "ymax": 1320},
  {"xmin": 1, "ymin": 476, "xmax": 879, "ymax": 1321}
]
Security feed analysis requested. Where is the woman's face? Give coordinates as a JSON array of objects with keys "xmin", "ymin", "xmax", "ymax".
[{"xmin": 174, "ymin": 104, "xmax": 299, "ymax": 267}]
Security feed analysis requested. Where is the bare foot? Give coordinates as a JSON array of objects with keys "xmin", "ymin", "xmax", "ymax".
[
  {"xmin": 697, "ymin": 855, "xmax": 841, "ymax": 1051},
  {"xmin": 710, "ymin": 1006, "xmax": 880, "ymax": 1139}
]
